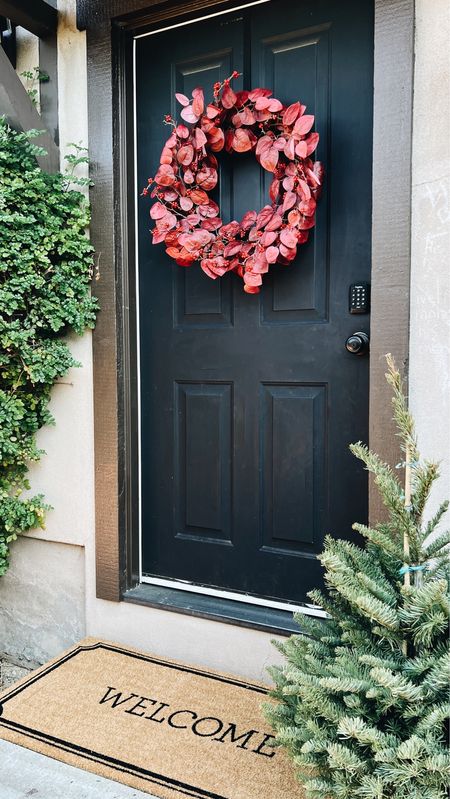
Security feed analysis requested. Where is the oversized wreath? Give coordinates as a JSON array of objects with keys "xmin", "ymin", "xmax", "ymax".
[{"xmin": 144, "ymin": 72, "xmax": 324, "ymax": 294}]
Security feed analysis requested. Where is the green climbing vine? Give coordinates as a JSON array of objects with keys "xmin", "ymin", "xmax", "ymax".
[{"xmin": 0, "ymin": 118, "xmax": 98, "ymax": 575}]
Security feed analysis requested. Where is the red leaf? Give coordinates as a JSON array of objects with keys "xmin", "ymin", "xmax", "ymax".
[
  {"xmin": 155, "ymin": 164, "xmax": 176, "ymax": 186},
  {"xmin": 260, "ymin": 231, "xmax": 277, "ymax": 247},
  {"xmin": 268, "ymin": 98, "xmax": 283, "ymax": 112},
  {"xmin": 198, "ymin": 202, "xmax": 218, "ymax": 218},
  {"xmin": 298, "ymin": 198, "xmax": 316, "ymax": 217},
  {"xmin": 201, "ymin": 257, "xmax": 229, "ymax": 278},
  {"xmin": 240, "ymin": 210, "xmax": 257, "ymax": 231},
  {"xmin": 222, "ymin": 84, "xmax": 237, "ymax": 109},
  {"xmin": 305, "ymin": 132, "xmax": 320, "ymax": 155},
  {"xmin": 283, "ymin": 137, "xmax": 296, "ymax": 160},
  {"xmin": 244, "ymin": 284, "xmax": 260, "ymax": 294},
  {"xmin": 160, "ymin": 147, "xmax": 173, "ymax": 165},
  {"xmin": 313, "ymin": 161, "xmax": 325, "ymax": 185},
  {"xmin": 235, "ymin": 90, "xmax": 249, "ymax": 107},
  {"xmin": 255, "ymin": 96, "xmax": 271, "ymax": 110},
  {"xmin": 244, "ymin": 271, "xmax": 263, "ymax": 287},
  {"xmin": 295, "ymin": 141, "xmax": 308, "ymax": 158},
  {"xmin": 294, "ymin": 114, "xmax": 314, "ymax": 136},
  {"xmin": 232, "ymin": 128, "xmax": 253, "ymax": 152},
  {"xmin": 208, "ymin": 127, "xmax": 225, "ymax": 152},
  {"xmin": 248, "ymin": 87, "xmax": 272, "ymax": 102},
  {"xmin": 206, "ymin": 103, "xmax": 220, "ymax": 119},
  {"xmin": 163, "ymin": 189, "xmax": 178, "ymax": 201},
  {"xmin": 150, "ymin": 202, "xmax": 168, "ymax": 220},
  {"xmin": 190, "ymin": 188, "xmax": 209, "ymax": 205},
  {"xmin": 156, "ymin": 211, "xmax": 177, "ymax": 232},
  {"xmin": 192, "ymin": 88, "xmax": 204, "ymax": 117},
  {"xmin": 265, "ymin": 245, "xmax": 279, "ymax": 263},
  {"xmin": 297, "ymin": 215, "xmax": 316, "ymax": 230},
  {"xmin": 224, "ymin": 241, "xmax": 242, "ymax": 258},
  {"xmin": 282, "ymin": 102, "xmax": 301, "ymax": 126},
  {"xmin": 200, "ymin": 117, "xmax": 215, "ymax": 133},
  {"xmin": 259, "ymin": 146, "xmax": 279, "ymax": 172},
  {"xmin": 298, "ymin": 179, "xmax": 311, "ymax": 200},
  {"xmin": 196, "ymin": 167, "xmax": 218, "ymax": 191},
  {"xmin": 176, "ymin": 250, "xmax": 196, "ymax": 267},
  {"xmin": 269, "ymin": 178, "xmax": 280, "ymax": 203},
  {"xmin": 256, "ymin": 205, "xmax": 274, "ymax": 230},
  {"xmin": 287, "ymin": 209, "xmax": 300, "ymax": 226},
  {"xmin": 180, "ymin": 105, "xmax": 199, "ymax": 124},
  {"xmin": 279, "ymin": 243, "xmax": 297, "ymax": 260},
  {"xmin": 183, "ymin": 169, "xmax": 195, "ymax": 184},
  {"xmin": 180, "ymin": 196, "xmax": 194, "ymax": 212},
  {"xmin": 282, "ymin": 176, "xmax": 295, "ymax": 192},
  {"xmin": 254, "ymin": 109, "xmax": 272, "ymax": 122},
  {"xmin": 282, "ymin": 191, "xmax": 297, "ymax": 213},
  {"xmin": 175, "ymin": 93, "xmax": 190, "ymax": 107},
  {"xmin": 285, "ymin": 162, "xmax": 296, "ymax": 176},
  {"xmin": 280, "ymin": 227, "xmax": 298, "ymax": 248},
  {"xmin": 238, "ymin": 107, "xmax": 256, "ymax": 126},
  {"xmin": 255, "ymin": 136, "xmax": 275, "ymax": 158},
  {"xmin": 165, "ymin": 133, "xmax": 177, "ymax": 148},
  {"xmin": 273, "ymin": 137, "xmax": 287, "ymax": 151},
  {"xmin": 253, "ymin": 253, "xmax": 270, "ymax": 274},
  {"xmin": 265, "ymin": 213, "xmax": 283, "ymax": 232},
  {"xmin": 176, "ymin": 124, "xmax": 190, "ymax": 139},
  {"xmin": 152, "ymin": 229, "xmax": 167, "ymax": 244},
  {"xmin": 177, "ymin": 144, "xmax": 194, "ymax": 166},
  {"xmin": 201, "ymin": 217, "xmax": 223, "ymax": 230},
  {"xmin": 194, "ymin": 128, "xmax": 207, "ymax": 148},
  {"xmin": 256, "ymin": 134, "xmax": 273, "ymax": 156},
  {"xmin": 166, "ymin": 246, "xmax": 180, "ymax": 259},
  {"xmin": 220, "ymin": 220, "xmax": 241, "ymax": 238}
]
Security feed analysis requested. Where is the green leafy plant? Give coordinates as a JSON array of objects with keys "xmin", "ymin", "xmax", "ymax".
[
  {"xmin": 265, "ymin": 355, "xmax": 450, "ymax": 799},
  {"xmin": 20, "ymin": 67, "xmax": 49, "ymax": 108},
  {"xmin": 0, "ymin": 119, "xmax": 98, "ymax": 575}
]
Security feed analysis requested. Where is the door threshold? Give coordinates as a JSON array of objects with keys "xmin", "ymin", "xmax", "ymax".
[
  {"xmin": 141, "ymin": 576, "xmax": 327, "ymax": 617},
  {"xmin": 123, "ymin": 582, "xmax": 324, "ymax": 636}
]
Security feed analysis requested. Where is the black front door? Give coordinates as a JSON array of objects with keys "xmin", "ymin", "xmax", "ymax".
[{"xmin": 136, "ymin": 0, "xmax": 373, "ymax": 605}]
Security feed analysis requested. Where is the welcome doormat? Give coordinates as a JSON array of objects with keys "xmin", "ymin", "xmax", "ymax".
[{"xmin": 0, "ymin": 638, "xmax": 303, "ymax": 799}]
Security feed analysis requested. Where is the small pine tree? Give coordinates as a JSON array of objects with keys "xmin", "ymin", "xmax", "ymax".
[{"xmin": 264, "ymin": 355, "xmax": 450, "ymax": 799}]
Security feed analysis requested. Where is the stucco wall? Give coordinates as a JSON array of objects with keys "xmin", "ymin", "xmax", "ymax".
[
  {"xmin": 1, "ymin": 0, "xmax": 449, "ymax": 675},
  {"xmin": 409, "ymin": 0, "xmax": 450, "ymax": 521}
]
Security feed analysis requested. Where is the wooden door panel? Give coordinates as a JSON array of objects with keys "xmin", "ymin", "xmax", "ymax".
[
  {"xmin": 175, "ymin": 381, "xmax": 233, "ymax": 544},
  {"xmin": 259, "ymin": 25, "xmax": 330, "ymax": 322},
  {"xmin": 260, "ymin": 383, "xmax": 326, "ymax": 550},
  {"xmin": 173, "ymin": 268, "xmax": 234, "ymax": 327}
]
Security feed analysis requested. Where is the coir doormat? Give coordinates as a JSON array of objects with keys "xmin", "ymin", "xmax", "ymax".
[{"xmin": 0, "ymin": 638, "xmax": 303, "ymax": 799}]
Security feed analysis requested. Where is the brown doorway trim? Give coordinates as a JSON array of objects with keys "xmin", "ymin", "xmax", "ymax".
[{"xmin": 85, "ymin": 0, "xmax": 414, "ymax": 603}]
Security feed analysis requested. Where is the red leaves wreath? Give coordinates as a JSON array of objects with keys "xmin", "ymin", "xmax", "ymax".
[{"xmin": 144, "ymin": 72, "xmax": 324, "ymax": 294}]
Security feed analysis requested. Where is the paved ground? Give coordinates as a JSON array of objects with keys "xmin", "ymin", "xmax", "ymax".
[
  {"xmin": 0, "ymin": 660, "xmax": 155, "ymax": 799},
  {"xmin": 0, "ymin": 659, "xmax": 30, "ymax": 690},
  {"xmin": 0, "ymin": 740, "xmax": 156, "ymax": 799}
]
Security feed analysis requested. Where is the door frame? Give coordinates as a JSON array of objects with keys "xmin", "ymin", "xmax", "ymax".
[{"xmin": 80, "ymin": 0, "xmax": 414, "ymax": 624}]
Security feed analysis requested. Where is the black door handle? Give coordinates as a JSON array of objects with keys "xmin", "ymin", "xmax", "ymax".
[{"xmin": 345, "ymin": 331, "xmax": 369, "ymax": 356}]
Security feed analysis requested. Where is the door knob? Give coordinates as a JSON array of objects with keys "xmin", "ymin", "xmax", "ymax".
[{"xmin": 345, "ymin": 331, "xmax": 369, "ymax": 356}]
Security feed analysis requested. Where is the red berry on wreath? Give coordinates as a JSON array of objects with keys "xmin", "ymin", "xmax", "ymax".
[{"xmin": 146, "ymin": 72, "xmax": 323, "ymax": 294}]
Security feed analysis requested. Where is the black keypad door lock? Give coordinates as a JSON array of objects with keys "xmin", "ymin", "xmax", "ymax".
[
  {"xmin": 345, "ymin": 331, "xmax": 370, "ymax": 356},
  {"xmin": 349, "ymin": 282, "xmax": 370, "ymax": 314}
]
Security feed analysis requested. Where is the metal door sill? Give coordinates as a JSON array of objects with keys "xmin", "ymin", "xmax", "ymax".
[{"xmin": 123, "ymin": 583, "xmax": 309, "ymax": 636}]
